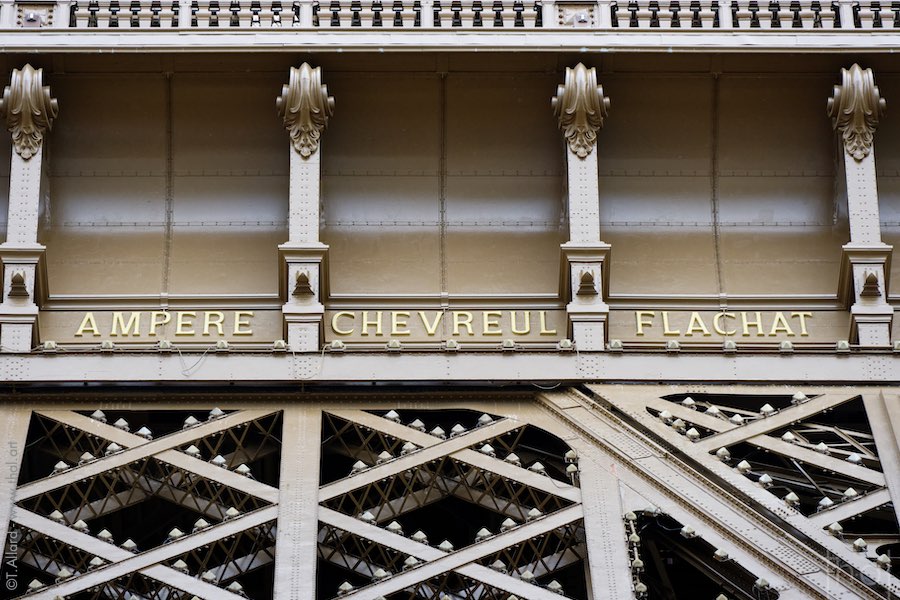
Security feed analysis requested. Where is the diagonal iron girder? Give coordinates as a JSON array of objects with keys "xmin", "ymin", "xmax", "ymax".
[
  {"xmin": 15, "ymin": 504, "xmax": 277, "ymax": 600},
  {"xmin": 324, "ymin": 409, "xmax": 580, "ymax": 503},
  {"xmin": 695, "ymin": 393, "xmax": 864, "ymax": 452},
  {"xmin": 16, "ymin": 409, "xmax": 280, "ymax": 504},
  {"xmin": 319, "ymin": 504, "xmax": 583, "ymax": 599},
  {"xmin": 641, "ymin": 396, "xmax": 886, "ymax": 486}
]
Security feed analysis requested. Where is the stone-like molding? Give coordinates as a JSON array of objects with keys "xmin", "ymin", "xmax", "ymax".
[
  {"xmin": 0, "ymin": 64, "xmax": 58, "ymax": 160},
  {"xmin": 276, "ymin": 63, "xmax": 334, "ymax": 159},
  {"xmin": 551, "ymin": 63, "xmax": 610, "ymax": 158},
  {"xmin": 827, "ymin": 63, "xmax": 886, "ymax": 162}
]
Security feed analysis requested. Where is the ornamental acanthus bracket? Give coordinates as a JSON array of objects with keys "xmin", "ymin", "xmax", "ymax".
[
  {"xmin": 827, "ymin": 63, "xmax": 886, "ymax": 162},
  {"xmin": 0, "ymin": 64, "xmax": 59, "ymax": 160},
  {"xmin": 551, "ymin": 63, "xmax": 610, "ymax": 159},
  {"xmin": 276, "ymin": 63, "xmax": 335, "ymax": 159}
]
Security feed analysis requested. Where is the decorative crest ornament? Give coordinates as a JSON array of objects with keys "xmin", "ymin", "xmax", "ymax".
[
  {"xmin": 0, "ymin": 64, "xmax": 58, "ymax": 160},
  {"xmin": 551, "ymin": 63, "xmax": 610, "ymax": 159},
  {"xmin": 827, "ymin": 64, "xmax": 886, "ymax": 162},
  {"xmin": 276, "ymin": 63, "xmax": 334, "ymax": 158}
]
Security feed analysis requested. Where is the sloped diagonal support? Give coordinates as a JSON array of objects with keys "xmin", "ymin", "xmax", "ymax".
[
  {"xmin": 320, "ymin": 416, "xmax": 523, "ymax": 501},
  {"xmin": 13, "ymin": 505, "xmax": 277, "ymax": 599},
  {"xmin": 695, "ymin": 393, "xmax": 861, "ymax": 452},
  {"xmin": 274, "ymin": 406, "xmax": 321, "ymax": 600},
  {"xmin": 541, "ymin": 389, "xmax": 900, "ymax": 599},
  {"xmin": 325, "ymin": 409, "xmax": 581, "ymax": 503},
  {"xmin": 0, "ymin": 406, "xmax": 31, "ymax": 552},
  {"xmin": 319, "ymin": 504, "xmax": 583, "ymax": 600},
  {"xmin": 641, "ymin": 396, "xmax": 886, "ymax": 487},
  {"xmin": 17, "ymin": 408, "xmax": 281, "ymax": 503},
  {"xmin": 863, "ymin": 392, "xmax": 900, "ymax": 526},
  {"xmin": 806, "ymin": 488, "xmax": 893, "ymax": 527}
]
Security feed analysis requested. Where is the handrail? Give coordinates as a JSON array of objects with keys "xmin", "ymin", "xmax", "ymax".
[{"xmin": 2, "ymin": 0, "xmax": 897, "ymax": 28}]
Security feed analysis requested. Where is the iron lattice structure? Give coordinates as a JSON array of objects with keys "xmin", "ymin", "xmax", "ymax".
[{"xmin": 0, "ymin": 388, "xmax": 897, "ymax": 599}]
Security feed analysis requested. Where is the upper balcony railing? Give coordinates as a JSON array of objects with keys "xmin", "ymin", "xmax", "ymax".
[{"xmin": 5, "ymin": 0, "xmax": 899, "ymax": 29}]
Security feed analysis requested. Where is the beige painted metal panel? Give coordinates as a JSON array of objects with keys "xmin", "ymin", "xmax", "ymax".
[
  {"xmin": 42, "ymin": 75, "xmax": 168, "ymax": 294},
  {"xmin": 718, "ymin": 75, "xmax": 846, "ymax": 296},
  {"xmin": 597, "ymin": 76, "xmax": 718, "ymax": 295},
  {"xmin": 876, "ymin": 74, "xmax": 900, "ymax": 293},
  {"xmin": 322, "ymin": 74, "xmax": 442, "ymax": 294},
  {"xmin": 170, "ymin": 74, "xmax": 287, "ymax": 295},
  {"xmin": 0, "ymin": 128, "xmax": 9, "ymax": 243},
  {"xmin": 444, "ymin": 74, "xmax": 563, "ymax": 294}
]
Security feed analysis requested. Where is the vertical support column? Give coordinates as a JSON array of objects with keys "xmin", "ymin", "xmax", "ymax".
[
  {"xmin": 862, "ymin": 392, "xmax": 900, "ymax": 526},
  {"xmin": 828, "ymin": 64, "xmax": 893, "ymax": 346},
  {"xmin": 0, "ymin": 65, "xmax": 58, "ymax": 352},
  {"xmin": 276, "ymin": 63, "xmax": 334, "ymax": 352},
  {"xmin": 273, "ymin": 406, "xmax": 322, "ymax": 599},
  {"xmin": 0, "ymin": 406, "xmax": 29, "ymax": 561},
  {"xmin": 0, "ymin": 0, "xmax": 15, "ymax": 28},
  {"xmin": 552, "ymin": 64, "xmax": 611, "ymax": 351}
]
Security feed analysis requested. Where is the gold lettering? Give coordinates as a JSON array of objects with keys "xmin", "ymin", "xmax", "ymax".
[
  {"xmin": 482, "ymin": 311, "xmax": 502, "ymax": 336},
  {"xmin": 539, "ymin": 310, "xmax": 557, "ymax": 335},
  {"xmin": 635, "ymin": 311, "xmax": 655, "ymax": 336},
  {"xmin": 111, "ymin": 312, "xmax": 141, "ymax": 336},
  {"xmin": 361, "ymin": 311, "xmax": 383, "ymax": 336},
  {"xmin": 769, "ymin": 312, "xmax": 795, "ymax": 336},
  {"xmin": 741, "ymin": 311, "xmax": 765, "ymax": 337},
  {"xmin": 510, "ymin": 311, "xmax": 530, "ymax": 335},
  {"xmin": 175, "ymin": 311, "xmax": 196, "ymax": 336},
  {"xmin": 453, "ymin": 311, "xmax": 474, "ymax": 336},
  {"xmin": 203, "ymin": 311, "xmax": 225, "ymax": 336},
  {"xmin": 233, "ymin": 311, "xmax": 254, "ymax": 336},
  {"xmin": 418, "ymin": 311, "xmax": 443, "ymax": 336},
  {"xmin": 75, "ymin": 312, "xmax": 101, "ymax": 337},
  {"xmin": 149, "ymin": 311, "xmax": 171, "ymax": 336},
  {"xmin": 685, "ymin": 312, "xmax": 711, "ymax": 336},
  {"xmin": 791, "ymin": 312, "xmax": 812, "ymax": 336},
  {"xmin": 713, "ymin": 312, "xmax": 737, "ymax": 336},
  {"xmin": 662, "ymin": 311, "xmax": 681, "ymax": 336},
  {"xmin": 331, "ymin": 311, "xmax": 355, "ymax": 336},
  {"xmin": 391, "ymin": 311, "xmax": 411, "ymax": 336}
]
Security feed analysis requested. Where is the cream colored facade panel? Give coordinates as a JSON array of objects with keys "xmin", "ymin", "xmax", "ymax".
[
  {"xmin": 41, "ymin": 229, "xmax": 167, "ymax": 294},
  {"xmin": 604, "ymin": 228, "xmax": 719, "ymax": 295},
  {"xmin": 0, "ymin": 135, "xmax": 9, "ymax": 243},
  {"xmin": 49, "ymin": 75, "xmax": 168, "ymax": 174},
  {"xmin": 324, "ymin": 228, "xmax": 443, "ymax": 294},
  {"xmin": 41, "ymin": 176, "xmax": 167, "ymax": 295},
  {"xmin": 323, "ymin": 176, "xmax": 440, "ymax": 224},
  {"xmin": 718, "ymin": 75, "xmax": 834, "ymax": 173},
  {"xmin": 171, "ymin": 74, "xmax": 287, "ymax": 173},
  {"xmin": 717, "ymin": 177, "xmax": 844, "ymax": 295},
  {"xmin": 324, "ymin": 74, "xmax": 441, "ymax": 174},
  {"xmin": 719, "ymin": 228, "xmax": 846, "ymax": 296},
  {"xmin": 597, "ymin": 75, "xmax": 713, "ymax": 174},
  {"xmin": 444, "ymin": 73, "xmax": 562, "ymax": 173},
  {"xmin": 169, "ymin": 229, "xmax": 283, "ymax": 296},
  {"xmin": 445, "ymin": 230, "xmax": 564, "ymax": 294}
]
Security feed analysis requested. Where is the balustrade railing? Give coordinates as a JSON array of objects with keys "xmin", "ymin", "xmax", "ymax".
[{"xmin": 5, "ymin": 0, "xmax": 898, "ymax": 28}]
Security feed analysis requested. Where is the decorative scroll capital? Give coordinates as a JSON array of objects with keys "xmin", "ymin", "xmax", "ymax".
[
  {"xmin": 827, "ymin": 64, "xmax": 886, "ymax": 162},
  {"xmin": 0, "ymin": 64, "xmax": 58, "ymax": 160},
  {"xmin": 551, "ymin": 63, "xmax": 610, "ymax": 159},
  {"xmin": 276, "ymin": 63, "xmax": 335, "ymax": 159}
]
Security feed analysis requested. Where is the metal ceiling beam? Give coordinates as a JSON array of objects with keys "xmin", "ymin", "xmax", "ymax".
[
  {"xmin": 325, "ymin": 408, "xmax": 581, "ymax": 502},
  {"xmin": 806, "ymin": 488, "xmax": 893, "ymax": 527},
  {"xmin": 319, "ymin": 504, "xmax": 583, "ymax": 599},
  {"xmin": 695, "ymin": 393, "xmax": 863, "ymax": 451},
  {"xmin": 319, "ymin": 416, "xmax": 523, "ymax": 501},
  {"xmin": 16, "ymin": 408, "xmax": 280, "ymax": 502},
  {"xmin": 18, "ymin": 505, "xmax": 277, "ymax": 599}
]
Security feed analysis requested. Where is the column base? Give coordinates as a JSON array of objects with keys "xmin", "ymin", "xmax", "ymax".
[{"xmin": 561, "ymin": 243, "xmax": 611, "ymax": 351}]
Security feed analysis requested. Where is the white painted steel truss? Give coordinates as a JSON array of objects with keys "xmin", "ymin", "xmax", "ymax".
[{"xmin": 0, "ymin": 388, "xmax": 896, "ymax": 599}]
